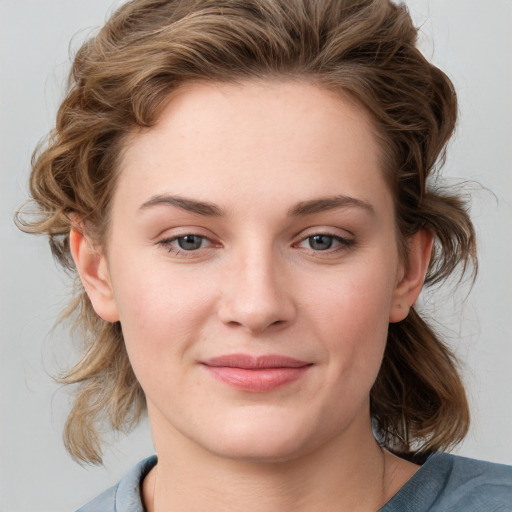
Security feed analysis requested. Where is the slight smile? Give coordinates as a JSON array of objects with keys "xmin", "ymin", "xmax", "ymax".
[{"xmin": 201, "ymin": 354, "xmax": 313, "ymax": 392}]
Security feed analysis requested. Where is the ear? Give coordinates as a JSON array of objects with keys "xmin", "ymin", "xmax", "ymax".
[
  {"xmin": 389, "ymin": 229, "xmax": 433, "ymax": 323},
  {"xmin": 69, "ymin": 227, "xmax": 120, "ymax": 323}
]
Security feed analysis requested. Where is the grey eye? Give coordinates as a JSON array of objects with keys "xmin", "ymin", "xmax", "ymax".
[
  {"xmin": 308, "ymin": 235, "xmax": 334, "ymax": 251},
  {"xmin": 177, "ymin": 235, "xmax": 204, "ymax": 250}
]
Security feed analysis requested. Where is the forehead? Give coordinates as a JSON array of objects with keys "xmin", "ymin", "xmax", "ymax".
[
  {"xmin": 126, "ymin": 80, "xmax": 377, "ymax": 159},
  {"xmin": 115, "ymin": 80, "xmax": 390, "ymax": 217}
]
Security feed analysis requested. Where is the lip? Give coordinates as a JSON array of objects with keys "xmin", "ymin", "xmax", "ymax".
[{"xmin": 201, "ymin": 354, "xmax": 312, "ymax": 392}]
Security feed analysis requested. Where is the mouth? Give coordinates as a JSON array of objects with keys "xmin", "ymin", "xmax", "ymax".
[{"xmin": 200, "ymin": 354, "xmax": 313, "ymax": 392}]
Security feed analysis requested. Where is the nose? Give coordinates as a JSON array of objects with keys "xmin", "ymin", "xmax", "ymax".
[{"xmin": 217, "ymin": 246, "xmax": 297, "ymax": 335}]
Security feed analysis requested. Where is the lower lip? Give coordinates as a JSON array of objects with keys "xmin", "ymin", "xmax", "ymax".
[{"xmin": 203, "ymin": 366, "xmax": 311, "ymax": 392}]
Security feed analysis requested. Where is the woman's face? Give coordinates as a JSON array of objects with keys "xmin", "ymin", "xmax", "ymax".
[{"xmin": 89, "ymin": 81, "xmax": 415, "ymax": 462}]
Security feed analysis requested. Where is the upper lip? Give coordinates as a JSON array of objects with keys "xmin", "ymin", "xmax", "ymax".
[{"xmin": 202, "ymin": 354, "xmax": 311, "ymax": 369}]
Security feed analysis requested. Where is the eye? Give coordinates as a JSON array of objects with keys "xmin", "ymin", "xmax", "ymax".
[
  {"xmin": 306, "ymin": 234, "xmax": 336, "ymax": 251},
  {"xmin": 175, "ymin": 234, "xmax": 206, "ymax": 251},
  {"xmin": 296, "ymin": 232, "xmax": 355, "ymax": 253},
  {"xmin": 158, "ymin": 234, "xmax": 212, "ymax": 254}
]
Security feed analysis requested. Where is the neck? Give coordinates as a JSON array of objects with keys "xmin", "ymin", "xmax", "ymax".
[{"xmin": 143, "ymin": 414, "xmax": 413, "ymax": 512}]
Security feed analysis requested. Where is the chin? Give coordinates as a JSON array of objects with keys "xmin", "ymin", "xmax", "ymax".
[
  {"xmin": 210, "ymin": 437, "xmax": 308, "ymax": 465},
  {"xmin": 198, "ymin": 410, "xmax": 324, "ymax": 464}
]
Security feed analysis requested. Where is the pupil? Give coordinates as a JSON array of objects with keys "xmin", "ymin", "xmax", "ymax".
[
  {"xmin": 178, "ymin": 235, "xmax": 202, "ymax": 250},
  {"xmin": 310, "ymin": 235, "xmax": 333, "ymax": 250}
]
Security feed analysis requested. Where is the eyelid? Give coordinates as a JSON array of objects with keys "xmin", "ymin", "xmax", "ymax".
[
  {"xmin": 295, "ymin": 226, "xmax": 355, "ymax": 242},
  {"xmin": 154, "ymin": 226, "xmax": 356, "ymax": 258},
  {"xmin": 156, "ymin": 229, "xmax": 221, "ymax": 257},
  {"xmin": 297, "ymin": 233, "xmax": 354, "ymax": 247},
  {"xmin": 165, "ymin": 234, "xmax": 210, "ymax": 247},
  {"xmin": 293, "ymin": 228, "xmax": 356, "ymax": 254}
]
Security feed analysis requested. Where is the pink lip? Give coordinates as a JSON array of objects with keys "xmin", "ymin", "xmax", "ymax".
[{"xmin": 201, "ymin": 354, "xmax": 312, "ymax": 392}]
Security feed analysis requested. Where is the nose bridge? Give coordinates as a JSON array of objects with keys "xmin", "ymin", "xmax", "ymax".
[{"xmin": 218, "ymin": 239, "xmax": 295, "ymax": 333}]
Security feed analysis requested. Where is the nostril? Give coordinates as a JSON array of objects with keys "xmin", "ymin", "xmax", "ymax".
[{"xmin": 217, "ymin": 276, "xmax": 297, "ymax": 333}]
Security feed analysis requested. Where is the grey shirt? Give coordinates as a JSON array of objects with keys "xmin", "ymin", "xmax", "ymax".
[{"xmin": 76, "ymin": 453, "xmax": 512, "ymax": 511}]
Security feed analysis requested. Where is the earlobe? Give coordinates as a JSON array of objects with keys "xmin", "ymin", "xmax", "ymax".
[
  {"xmin": 389, "ymin": 229, "xmax": 433, "ymax": 323},
  {"xmin": 69, "ymin": 227, "xmax": 120, "ymax": 323}
]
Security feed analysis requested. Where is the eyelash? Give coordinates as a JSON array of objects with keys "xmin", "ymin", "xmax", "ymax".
[
  {"xmin": 295, "ymin": 233, "xmax": 356, "ymax": 255},
  {"xmin": 157, "ymin": 234, "xmax": 215, "ymax": 257},
  {"xmin": 156, "ymin": 232, "xmax": 356, "ymax": 258}
]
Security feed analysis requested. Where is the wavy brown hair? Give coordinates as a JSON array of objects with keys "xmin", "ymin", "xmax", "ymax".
[{"xmin": 17, "ymin": 0, "xmax": 476, "ymax": 464}]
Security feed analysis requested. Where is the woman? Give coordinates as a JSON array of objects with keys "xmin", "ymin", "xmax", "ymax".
[{"xmin": 17, "ymin": 0, "xmax": 512, "ymax": 510}]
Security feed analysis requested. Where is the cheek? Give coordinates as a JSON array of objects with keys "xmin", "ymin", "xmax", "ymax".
[
  {"xmin": 108, "ymin": 257, "xmax": 215, "ymax": 373},
  {"xmin": 311, "ymin": 260, "xmax": 396, "ymax": 377}
]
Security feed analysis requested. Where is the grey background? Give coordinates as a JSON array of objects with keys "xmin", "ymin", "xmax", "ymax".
[{"xmin": 1, "ymin": 0, "xmax": 511, "ymax": 510}]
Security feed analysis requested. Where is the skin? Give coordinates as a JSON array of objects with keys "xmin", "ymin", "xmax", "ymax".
[{"xmin": 71, "ymin": 81, "xmax": 432, "ymax": 511}]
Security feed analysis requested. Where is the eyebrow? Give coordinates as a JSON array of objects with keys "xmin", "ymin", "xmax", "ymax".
[
  {"xmin": 139, "ymin": 195, "xmax": 223, "ymax": 216},
  {"xmin": 287, "ymin": 195, "xmax": 375, "ymax": 217},
  {"xmin": 138, "ymin": 193, "xmax": 374, "ymax": 217}
]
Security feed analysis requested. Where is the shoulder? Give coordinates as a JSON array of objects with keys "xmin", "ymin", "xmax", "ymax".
[
  {"xmin": 75, "ymin": 456, "xmax": 157, "ymax": 512},
  {"xmin": 382, "ymin": 453, "xmax": 512, "ymax": 512}
]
